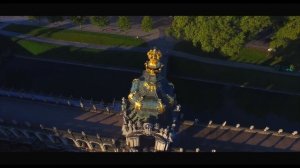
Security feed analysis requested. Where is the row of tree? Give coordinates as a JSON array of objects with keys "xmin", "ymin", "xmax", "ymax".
[
  {"xmin": 168, "ymin": 16, "xmax": 300, "ymax": 57},
  {"xmin": 28, "ymin": 16, "xmax": 154, "ymax": 32}
]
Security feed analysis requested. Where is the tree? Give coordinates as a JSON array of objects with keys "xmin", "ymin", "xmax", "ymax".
[
  {"xmin": 169, "ymin": 16, "xmax": 273, "ymax": 57},
  {"xmin": 183, "ymin": 16, "xmax": 243, "ymax": 56},
  {"xmin": 221, "ymin": 33, "xmax": 245, "ymax": 56},
  {"xmin": 270, "ymin": 16, "xmax": 300, "ymax": 49},
  {"xmin": 70, "ymin": 16, "xmax": 87, "ymax": 30},
  {"xmin": 46, "ymin": 16, "xmax": 64, "ymax": 23},
  {"xmin": 240, "ymin": 16, "xmax": 272, "ymax": 38},
  {"xmin": 117, "ymin": 16, "xmax": 131, "ymax": 31},
  {"xmin": 169, "ymin": 16, "xmax": 190, "ymax": 39},
  {"xmin": 90, "ymin": 16, "xmax": 110, "ymax": 30},
  {"xmin": 141, "ymin": 16, "xmax": 153, "ymax": 32}
]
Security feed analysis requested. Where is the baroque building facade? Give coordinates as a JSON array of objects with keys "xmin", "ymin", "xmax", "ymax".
[{"xmin": 121, "ymin": 48, "xmax": 181, "ymax": 152}]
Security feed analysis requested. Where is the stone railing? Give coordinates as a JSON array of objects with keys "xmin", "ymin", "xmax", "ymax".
[
  {"xmin": 0, "ymin": 87, "xmax": 122, "ymax": 113},
  {"xmin": 0, "ymin": 118, "xmax": 119, "ymax": 152},
  {"xmin": 203, "ymin": 120, "xmax": 300, "ymax": 138},
  {"xmin": 176, "ymin": 119, "xmax": 300, "ymax": 152}
]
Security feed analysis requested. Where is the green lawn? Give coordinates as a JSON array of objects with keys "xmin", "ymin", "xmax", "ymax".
[
  {"xmin": 3, "ymin": 23, "xmax": 147, "ymax": 47},
  {"xmin": 230, "ymin": 48, "xmax": 269, "ymax": 64},
  {"xmin": 8, "ymin": 37, "xmax": 147, "ymax": 70}
]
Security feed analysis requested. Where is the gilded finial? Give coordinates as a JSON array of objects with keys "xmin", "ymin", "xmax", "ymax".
[
  {"xmin": 145, "ymin": 48, "xmax": 163, "ymax": 75},
  {"xmin": 147, "ymin": 48, "xmax": 162, "ymax": 61}
]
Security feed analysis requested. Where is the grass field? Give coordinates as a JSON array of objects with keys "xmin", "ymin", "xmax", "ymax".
[
  {"xmin": 9, "ymin": 37, "xmax": 147, "ymax": 70},
  {"xmin": 230, "ymin": 48, "xmax": 269, "ymax": 64},
  {"xmin": 3, "ymin": 23, "xmax": 147, "ymax": 47}
]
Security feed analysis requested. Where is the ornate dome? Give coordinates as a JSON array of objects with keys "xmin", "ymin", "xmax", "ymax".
[{"xmin": 126, "ymin": 48, "xmax": 177, "ymax": 123}]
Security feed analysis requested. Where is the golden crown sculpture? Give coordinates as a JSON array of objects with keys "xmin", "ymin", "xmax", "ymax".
[
  {"xmin": 147, "ymin": 48, "xmax": 162, "ymax": 61},
  {"xmin": 145, "ymin": 48, "xmax": 163, "ymax": 76}
]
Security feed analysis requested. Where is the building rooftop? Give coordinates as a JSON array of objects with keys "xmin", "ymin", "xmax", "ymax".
[
  {"xmin": 0, "ymin": 96, "xmax": 123, "ymax": 139},
  {"xmin": 176, "ymin": 121, "xmax": 300, "ymax": 152}
]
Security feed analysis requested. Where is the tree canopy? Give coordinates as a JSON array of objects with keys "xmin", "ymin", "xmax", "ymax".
[
  {"xmin": 117, "ymin": 16, "xmax": 131, "ymax": 31},
  {"xmin": 90, "ymin": 16, "xmax": 110, "ymax": 29},
  {"xmin": 141, "ymin": 16, "xmax": 153, "ymax": 32},
  {"xmin": 169, "ymin": 16, "xmax": 273, "ymax": 57},
  {"xmin": 240, "ymin": 16, "xmax": 272, "ymax": 39},
  {"xmin": 270, "ymin": 16, "xmax": 300, "ymax": 49},
  {"xmin": 70, "ymin": 16, "xmax": 87, "ymax": 30}
]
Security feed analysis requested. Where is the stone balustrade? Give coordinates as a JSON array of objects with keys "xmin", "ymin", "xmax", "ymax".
[
  {"xmin": 0, "ymin": 119, "xmax": 118, "ymax": 152},
  {"xmin": 0, "ymin": 87, "xmax": 121, "ymax": 113},
  {"xmin": 204, "ymin": 120, "xmax": 300, "ymax": 138}
]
